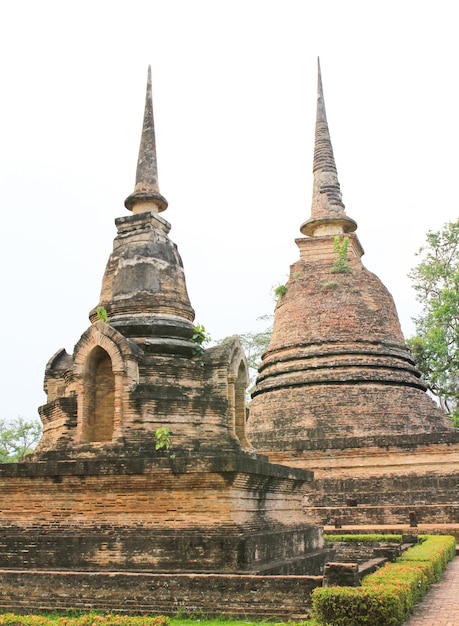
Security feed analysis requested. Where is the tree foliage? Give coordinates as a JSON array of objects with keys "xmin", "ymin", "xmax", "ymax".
[
  {"xmin": 219, "ymin": 315, "xmax": 272, "ymax": 396},
  {"xmin": 407, "ymin": 219, "xmax": 459, "ymax": 426},
  {"xmin": 0, "ymin": 417, "xmax": 42, "ymax": 462}
]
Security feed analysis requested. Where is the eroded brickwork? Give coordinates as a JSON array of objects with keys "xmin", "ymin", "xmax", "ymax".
[
  {"xmin": 248, "ymin": 61, "xmax": 459, "ymax": 528},
  {"xmin": 0, "ymin": 67, "xmax": 332, "ymax": 599},
  {"xmin": 5, "ymin": 62, "xmax": 458, "ymax": 618},
  {"xmin": 0, "ymin": 457, "xmax": 324, "ymax": 574},
  {"xmin": 249, "ymin": 249, "xmax": 452, "ymax": 450},
  {"xmin": 0, "ymin": 570, "xmax": 322, "ymax": 619}
]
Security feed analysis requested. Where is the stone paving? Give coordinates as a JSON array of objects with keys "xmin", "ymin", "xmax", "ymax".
[{"xmin": 404, "ymin": 556, "xmax": 459, "ymax": 626}]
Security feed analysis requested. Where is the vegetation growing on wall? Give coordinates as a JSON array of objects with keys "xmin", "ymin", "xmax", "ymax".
[
  {"xmin": 191, "ymin": 324, "xmax": 211, "ymax": 359},
  {"xmin": 332, "ymin": 235, "xmax": 350, "ymax": 274},
  {"xmin": 274, "ymin": 284, "xmax": 287, "ymax": 299},
  {"xmin": 96, "ymin": 306, "xmax": 110, "ymax": 323}
]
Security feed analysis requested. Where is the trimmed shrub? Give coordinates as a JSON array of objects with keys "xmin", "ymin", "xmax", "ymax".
[
  {"xmin": 324, "ymin": 534, "xmax": 402, "ymax": 543},
  {"xmin": 312, "ymin": 535, "xmax": 456, "ymax": 626},
  {"xmin": 398, "ymin": 534, "xmax": 456, "ymax": 582},
  {"xmin": 362, "ymin": 561, "xmax": 431, "ymax": 614},
  {"xmin": 311, "ymin": 585, "xmax": 404, "ymax": 626}
]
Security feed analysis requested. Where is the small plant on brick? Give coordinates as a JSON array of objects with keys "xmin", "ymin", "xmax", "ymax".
[
  {"xmin": 332, "ymin": 235, "xmax": 351, "ymax": 274},
  {"xmin": 191, "ymin": 324, "xmax": 211, "ymax": 359},
  {"xmin": 321, "ymin": 280, "xmax": 339, "ymax": 291},
  {"xmin": 96, "ymin": 306, "xmax": 110, "ymax": 324},
  {"xmin": 155, "ymin": 427, "xmax": 171, "ymax": 451},
  {"xmin": 274, "ymin": 284, "xmax": 287, "ymax": 299},
  {"xmin": 155, "ymin": 427, "xmax": 176, "ymax": 458}
]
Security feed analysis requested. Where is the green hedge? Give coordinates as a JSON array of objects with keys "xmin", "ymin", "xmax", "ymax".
[
  {"xmin": 398, "ymin": 534, "xmax": 456, "ymax": 581},
  {"xmin": 324, "ymin": 534, "xmax": 402, "ymax": 543},
  {"xmin": 312, "ymin": 534, "xmax": 456, "ymax": 626},
  {"xmin": 311, "ymin": 585, "xmax": 404, "ymax": 626}
]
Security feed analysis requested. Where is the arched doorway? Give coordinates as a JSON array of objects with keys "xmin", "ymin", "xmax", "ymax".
[
  {"xmin": 227, "ymin": 357, "xmax": 250, "ymax": 449},
  {"xmin": 234, "ymin": 362, "xmax": 247, "ymax": 444},
  {"xmin": 82, "ymin": 346, "xmax": 115, "ymax": 442}
]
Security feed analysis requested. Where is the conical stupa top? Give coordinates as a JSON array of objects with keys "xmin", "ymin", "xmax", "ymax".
[
  {"xmin": 125, "ymin": 66, "xmax": 168, "ymax": 213},
  {"xmin": 301, "ymin": 58, "xmax": 356, "ymax": 236}
]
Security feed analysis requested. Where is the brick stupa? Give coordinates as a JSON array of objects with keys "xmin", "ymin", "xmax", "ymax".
[
  {"xmin": 37, "ymin": 67, "xmax": 250, "ymax": 459},
  {"xmin": 0, "ymin": 68, "xmax": 330, "ymax": 583},
  {"xmin": 248, "ymin": 61, "xmax": 459, "ymax": 526}
]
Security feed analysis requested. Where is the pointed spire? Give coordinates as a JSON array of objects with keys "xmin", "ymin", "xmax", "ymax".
[
  {"xmin": 315, "ymin": 58, "xmax": 328, "ymax": 128},
  {"xmin": 125, "ymin": 66, "xmax": 168, "ymax": 213},
  {"xmin": 301, "ymin": 58, "xmax": 356, "ymax": 236}
]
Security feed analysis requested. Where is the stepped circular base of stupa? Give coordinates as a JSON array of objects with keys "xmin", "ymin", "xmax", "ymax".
[
  {"xmin": 248, "ymin": 239, "xmax": 456, "ymax": 472},
  {"xmin": 248, "ymin": 380, "xmax": 458, "ymax": 478},
  {"xmin": 248, "ymin": 380, "xmax": 454, "ymax": 448}
]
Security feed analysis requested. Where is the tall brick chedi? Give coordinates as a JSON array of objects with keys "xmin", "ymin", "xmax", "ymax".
[
  {"xmin": 248, "ymin": 61, "xmax": 456, "ymax": 475},
  {"xmin": 0, "ymin": 68, "xmax": 330, "ymax": 587},
  {"xmin": 38, "ymin": 67, "xmax": 247, "ymax": 457}
]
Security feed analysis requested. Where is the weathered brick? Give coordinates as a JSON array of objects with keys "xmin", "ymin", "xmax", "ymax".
[{"xmin": 247, "ymin": 62, "xmax": 459, "ymax": 528}]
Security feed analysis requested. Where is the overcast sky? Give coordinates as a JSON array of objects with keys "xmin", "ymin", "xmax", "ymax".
[{"xmin": 1, "ymin": 0, "xmax": 458, "ymax": 422}]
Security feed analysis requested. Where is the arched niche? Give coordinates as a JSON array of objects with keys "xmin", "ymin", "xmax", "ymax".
[
  {"xmin": 234, "ymin": 361, "xmax": 248, "ymax": 444},
  {"xmin": 226, "ymin": 336, "xmax": 251, "ymax": 450},
  {"xmin": 81, "ymin": 346, "xmax": 115, "ymax": 442},
  {"xmin": 73, "ymin": 321, "xmax": 143, "ymax": 444}
]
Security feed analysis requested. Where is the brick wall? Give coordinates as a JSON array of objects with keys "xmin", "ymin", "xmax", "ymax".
[
  {"xmin": 0, "ymin": 570, "xmax": 322, "ymax": 619},
  {"xmin": 38, "ymin": 330, "xmax": 253, "ymax": 460},
  {"xmin": 248, "ymin": 235, "xmax": 454, "ymax": 454},
  {"xmin": 301, "ymin": 469, "xmax": 459, "ymax": 525},
  {"xmin": 0, "ymin": 456, "xmax": 326, "ymax": 574},
  {"xmin": 326, "ymin": 541, "xmax": 381, "ymax": 562}
]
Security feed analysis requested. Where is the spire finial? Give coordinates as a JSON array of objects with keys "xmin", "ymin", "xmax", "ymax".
[
  {"xmin": 125, "ymin": 66, "xmax": 168, "ymax": 213},
  {"xmin": 316, "ymin": 57, "xmax": 327, "ymax": 125},
  {"xmin": 301, "ymin": 58, "xmax": 356, "ymax": 236}
]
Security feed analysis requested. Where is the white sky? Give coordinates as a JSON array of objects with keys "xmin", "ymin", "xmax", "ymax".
[{"xmin": 1, "ymin": 0, "xmax": 458, "ymax": 422}]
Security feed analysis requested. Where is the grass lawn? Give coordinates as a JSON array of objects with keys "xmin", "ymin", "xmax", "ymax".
[{"xmin": 0, "ymin": 617, "xmax": 317, "ymax": 626}]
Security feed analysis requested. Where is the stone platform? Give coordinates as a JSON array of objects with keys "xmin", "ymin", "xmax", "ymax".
[
  {"xmin": 0, "ymin": 455, "xmax": 330, "ymax": 575},
  {"xmin": 0, "ymin": 569, "xmax": 323, "ymax": 619},
  {"xmin": 324, "ymin": 524, "xmax": 459, "ymax": 542}
]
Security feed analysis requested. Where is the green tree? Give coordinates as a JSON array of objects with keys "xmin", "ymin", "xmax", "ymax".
[
  {"xmin": 0, "ymin": 417, "xmax": 42, "ymax": 462},
  {"xmin": 407, "ymin": 219, "xmax": 459, "ymax": 426},
  {"xmin": 219, "ymin": 315, "xmax": 273, "ymax": 396}
]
